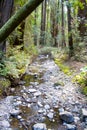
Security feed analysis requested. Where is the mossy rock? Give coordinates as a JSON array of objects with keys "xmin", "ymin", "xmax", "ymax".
[
  {"xmin": 0, "ymin": 77, "xmax": 11, "ymax": 95},
  {"xmin": 54, "ymin": 81, "xmax": 64, "ymax": 87}
]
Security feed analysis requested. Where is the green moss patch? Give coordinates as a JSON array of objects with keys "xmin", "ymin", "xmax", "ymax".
[
  {"xmin": 55, "ymin": 59, "xmax": 72, "ymax": 76},
  {"xmin": 0, "ymin": 77, "xmax": 11, "ymax": 95},
  {"xmin": 73, "ymin": 70, "xmax": 87, "ymax": 95}
]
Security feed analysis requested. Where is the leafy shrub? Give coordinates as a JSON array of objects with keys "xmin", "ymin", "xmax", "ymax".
[
  {"xmin": 0, "ymin": 63, "xmax": 8, "ymax": 76},
  {"xmin": 74, "ymin": 66, "xmax": 87, "ymax": 95},
  {"xmin": 0, "ymin": 44, "xmax": 38, "ymax": 78}
]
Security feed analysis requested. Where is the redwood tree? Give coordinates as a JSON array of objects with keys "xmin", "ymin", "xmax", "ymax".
[
  {"xmin": 0, "ymin": 0, "xmax": 14, "ymax": 52},
  {"xmin": 67, "ymin": 1, "xmax": 74, "ymax": 57},
  {"xmin": 40, "ymin": 0, "xmax": 47, "ymax": 45},
  {"xmin": 78, "ymin": 0, "xmax": 87, "ymax": 42},
  {"xmin": 61, "ymin": 0, "xmax": 65, "ymax": 47},
  {"xmin": 50, "ymin": 1, "xmax": 58, "ymax": 47}
]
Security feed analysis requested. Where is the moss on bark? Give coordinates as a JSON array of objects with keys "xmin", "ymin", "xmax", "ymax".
[{"xmin": 0, "ymin": 0, "xmax": 43, "ymax": 42}]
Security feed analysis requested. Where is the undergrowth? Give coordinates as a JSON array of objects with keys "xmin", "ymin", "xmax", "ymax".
[
  {"xmin": 73, "ymin": 67, "xmax": 87, "ymax": 95},
  {"xmin": 0, "ymin": 44, "xmax": 38, "ymax": 78},
  {"xmin": 55, "ymin": 59, "xmax": 72, "ymax": 75}
]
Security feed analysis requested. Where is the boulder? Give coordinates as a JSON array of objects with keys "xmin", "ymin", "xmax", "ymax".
[{"xmin": 59, "ymin": 111, "xmax": 74, "ymax": 123}]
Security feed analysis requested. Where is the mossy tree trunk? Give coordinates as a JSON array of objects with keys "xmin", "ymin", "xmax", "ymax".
[{"xmin": 0, "ymin": 0, "xmax": 44, "ymax": 43}]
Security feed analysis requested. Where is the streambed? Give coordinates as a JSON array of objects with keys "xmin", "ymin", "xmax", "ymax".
[{"xmin": 0, "ymin": 54, "xmax": 87, "ymax": 130}]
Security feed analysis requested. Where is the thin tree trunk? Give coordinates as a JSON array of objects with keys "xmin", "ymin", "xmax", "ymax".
[
  {"xmin": 67, "ymin": 2, "xmax": 74, "ymax": 57},
  {"xmin": 61, "ymin": 0, "xmax": 65, "ymax": 47},
  {"xmin": 0, "ymin": 0, "xmax": 44, "ymax": 43},
  {"xmin": 40, "ymin": 0, "xmax": 46, "ymax": 45},
  {"xmin": 34, "ymin": 9, "xmax": 37, "ymax": 45}
]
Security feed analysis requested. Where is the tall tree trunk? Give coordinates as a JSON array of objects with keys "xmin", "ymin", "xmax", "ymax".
[
  {"xmin": 78, "ymin": 0, "xmax": 87, "ymax": 42},
  {"xmin": 0, "ymin": 0, "xmax": 44, "ymax": 43},
  {"xmin": 67, "ymin": 2, "xmax": 74, "ymax": 57},
  {"xmin": 0, "ymin": 0, "xmax": 14, "ymax": 53},
  {"xmin": 34, "ymin": 9, "xmax": 37, "ymax": 45},
  {"xmin": 61, "ymin": 0, "xmax": 65, "ymax": 47},
  {"xmin": 40, "ymin": 0, "xmax": 46, "ymax": 45},
  {"xmin": 50, "ymin": 1, "xmax": 58, "ymax": 47}
]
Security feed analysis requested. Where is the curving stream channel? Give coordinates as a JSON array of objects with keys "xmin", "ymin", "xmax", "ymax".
[{"xmin": 0, "ymin": 54, "xmax": 87, "ymax": 130}]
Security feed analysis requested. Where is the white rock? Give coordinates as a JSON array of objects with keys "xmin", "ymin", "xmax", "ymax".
[
  {"xmin": 34, "ymin": 91, "xmax": 41, "ymax": 96},
  {"xmin": 0, "ymin": 120, "xmax": 10, "ymax": 127},
  {"xmin": 66, "ymin": 124, "xmax": 76, "ymax": 130},
  {"xmin": 44, "ymin": 104, "xmax": 50, "ymax": 110},
  {"xmin": 38, "ymin": 102, "xmax": 43, "ymax": 107},
  {"xmin": 82, "ymin": 108, "xmax": 87, "ymax": 117},
  {"xmin": 32, "ymin": 123, "xmax": 47, "ymax": 130},
  {"xmin": 47, "ymin": 112, "xmax": 54, "ymax": 119},
  {"xmin": 74, "ymin": 117, "xmax": 80, "ymax": 123},
  {"xmin": 38, "ymin": 109, "xmax": 44, "ymax": 113},
  {"xmin": 28, "ymin": 89, "xmax": 37, "ymax": 93},
  {"xmin": 58, "ymin": 108, "xmax": 64, "ymax": 113}
]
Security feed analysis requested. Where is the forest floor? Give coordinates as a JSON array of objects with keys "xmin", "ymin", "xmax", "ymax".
[
  {"xmin": 0, "ymin": 54, "xmax": 86, "ymax": 130},
  {"xmin": 66, "ymin": 60, "xmax": 86, "ymax": 74}
]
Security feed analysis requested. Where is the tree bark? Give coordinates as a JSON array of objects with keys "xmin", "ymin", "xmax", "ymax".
[
  {"xmin": 34, "ymin": 9, "xmax": 37, "ymax": 45},
  {"xmin": 61, "ymin": 0, "xmax": 65, "ymax": 47},
  {"xmin": 0, "ymin": 0, "xmax": 44, "ymax": 43},
  {"xmin": 40, "ymin": 0, "xmax": 46, "ymax": 45},
  {"xmin": 0, "ymin": 0, "xmax": 14, "ymax": 52},
  {"xmin": 67, "ymin": 2, "xmax": 74, "ymax": 57},
  {"xmin": 78, "ymin": 0, "xmax": 87, "ymax": 42},
  {"xmin": 50, "ymin": 1, "xmax": 58, "ymax": 47}
]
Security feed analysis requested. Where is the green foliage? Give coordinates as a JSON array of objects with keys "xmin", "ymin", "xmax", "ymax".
[
  {"xmin": 55, "ymin": 59, "xmax": 72, "ymax": 75},
  {"xmin": 0, "ymin": 43, "xmax": 38, "ymax": 78},
  {"xmin": 0, "ymin": 77, "xmax": 11, "ymax": 95},
  {"xmin": 0, "ymin": 52, "xmax": 8, "ymax": 76},
  {"xmin": 38, "ymin": 46, "xmax": 58, "ymax": 54},
  {"xmin": 73, "ymin": 67, "xmax": 87, "ymax": 95},
  {"xmin": 74, "ymin": 73, "xmax": 86, "ymax": 86},
  {"xmin": 25, "ymin": 43, "xmax": 38, "ymax": 56},
  {"xmin": 15, "ymin": 0, "xmax": 26, "ymax": 7},
  {"xmin": 0, "ymin": 63, "xmax": 8, "ymax": 76},
  {"xmin": 82, "ymin": 87, "xmax": 87, "ymax": 95},
  {"xmin": 69, "ymin": 0, "xmax": 84, "ymax": 9},
  {"xmin": 5, "ymin": 46, "xmax": 30, "ymax": 78},
  {"xmin": 0, "ymin": 78, "xmax": 11, "ymax": 88}
]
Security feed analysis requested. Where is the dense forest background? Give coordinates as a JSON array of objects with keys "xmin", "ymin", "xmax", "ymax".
[{"xmin": 0, "ymin": 0, "xmax": 87, "ymax": 95}]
